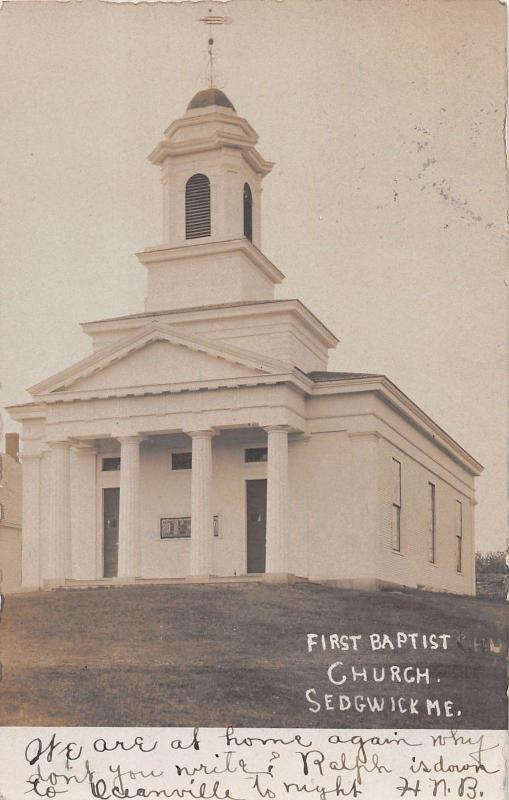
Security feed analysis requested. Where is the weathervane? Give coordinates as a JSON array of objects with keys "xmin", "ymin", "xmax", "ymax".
[{"xmin": 198, "ymin": 8, "xmax": 232, "ymax": 88}]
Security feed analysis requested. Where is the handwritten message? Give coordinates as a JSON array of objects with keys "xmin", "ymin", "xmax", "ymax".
[{"xmin": 0, "ymin": 726, "xmax": 505, "ymax": 799}]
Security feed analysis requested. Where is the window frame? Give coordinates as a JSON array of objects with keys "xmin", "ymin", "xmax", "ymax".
[
  {"xmin": 455, "ymin": 500, "xmax": 463, "ymax": 573},
  {"xmin": 170, "ymin": 450, "xmax": 193, "ymax": 472},
  {"xmin": 391, "ymin": 457, "xmax": 402, "ymax": 552},
  {"xmin": 428, "ymin": 481, "xmax": 436, "ymax": 564},
  {"xmin": 101, "ymin": 456, "xmax": 121, "ymax": 472},
  {"xmin": 243, "ymin": 446, "xmax": 268, "ymax": 465}
]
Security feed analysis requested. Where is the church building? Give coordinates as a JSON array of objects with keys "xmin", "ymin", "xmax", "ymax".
[{"xmin": 8, "ymin": 87, "xmax": 482, "ymax": 594}]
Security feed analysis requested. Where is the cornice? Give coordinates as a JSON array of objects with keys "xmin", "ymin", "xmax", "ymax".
[
  {"xmin": 136, "ymin": 238, "xmax": 285, "ymax": 284},
  {"xmin": 34, "ymin": 371, "xmax": 308, "ymax": 405},
  {"xmin": 82, "ymin": 299, "xmax": 339, "ymax": 350},
  {"xmin": 163, "ymin": 110, "xmax": 259, "ymax": 143},
  {"xmin": 6, "ymin": 402, "xmax": 46, "ymax": 422},
  {"xmin": 149, "ymin": 131, "xmax": 273, "ymax": 176}
]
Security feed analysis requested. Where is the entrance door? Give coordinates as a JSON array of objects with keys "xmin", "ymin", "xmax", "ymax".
[
  {"xmin": 103, "ymin": 488, "xmax": 120, "ymax": 578},
  {"xmin": 246, "ymin": 479, "xmax": 267, "ymax": 574}
]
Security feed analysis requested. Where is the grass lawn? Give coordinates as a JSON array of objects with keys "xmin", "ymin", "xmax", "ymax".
[{"xmin": 0, "ymin": 582, "xmax": 506, "ymax": 728}]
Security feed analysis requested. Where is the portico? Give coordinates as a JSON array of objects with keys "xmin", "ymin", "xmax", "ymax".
[{"xmin": 19, "ymin": 412, "xmax": 300, "ymax": 589}]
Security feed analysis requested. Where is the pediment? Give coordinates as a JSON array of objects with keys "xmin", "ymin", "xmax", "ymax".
[
  {"xmin": 30, "ymin": 324, "xmax": 290, "ymax": 398},
  {"xmin": 64, "ymin": 339, "xmax": 268, "ymax": 392}
]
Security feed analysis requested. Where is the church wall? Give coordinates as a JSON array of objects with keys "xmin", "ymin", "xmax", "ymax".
[
  {"xmin": 290, "ymin": 430, "xmax": 362, "ymax": 582},
  {"xmin": 304, "ymin": 390, "xmax": 477, "ymax": 593},
  {"xmin": 134, "ymin": 434, "xmax": 314, "ymax": 581},
  {"xmin": 138, "ymin": 435, "xmax": 273, "ymax": 579},
  {"xmin": 378, "ymin": 437, "xmax": 475, "ymax": 595},
  {"xmin": 144, "ymin": 253, "xmax": 268, "ymax": 312}
]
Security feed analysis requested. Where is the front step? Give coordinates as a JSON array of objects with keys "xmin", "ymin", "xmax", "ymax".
[{"xmin": 54, "ymin": 573, "xmax": 309, "ymax": 590}]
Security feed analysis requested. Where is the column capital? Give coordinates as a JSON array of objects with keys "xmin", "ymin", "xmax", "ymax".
[
  {"xmin": 186, "ymin": 429, "xmax": 216, "ymax": 439},
  {"xmin": 263, "ymin": 425, "xmax": 292, "ymax": 434},
  {"xmin": 72, "ymin": 442, "xmax": 98, "ymax": 455},
  {"xmin": 47, "ymin": 439, "xmax": 73, "ymax": 450},
  {"xmin": 117, "ymin": 434, "xmax": 142, "ymax": 445}
]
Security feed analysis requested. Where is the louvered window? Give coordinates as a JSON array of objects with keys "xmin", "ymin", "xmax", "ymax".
[
  {"xmin": 243, "ymin": 182, "xmax": 253, "ymax": 241},
  {"xmin": 185, "ymin": 173, "xmax": 211, "ymax": 239}
]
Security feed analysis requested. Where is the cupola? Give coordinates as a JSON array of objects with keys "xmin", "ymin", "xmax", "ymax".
[{"xmin": 137, "ymin": 89, "xmax": 284, "ymax": 312}]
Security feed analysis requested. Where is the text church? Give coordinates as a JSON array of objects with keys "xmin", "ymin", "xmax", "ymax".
[{"xmin": 8, "ymin": 87, "xmax": 482, "ymax": 594}]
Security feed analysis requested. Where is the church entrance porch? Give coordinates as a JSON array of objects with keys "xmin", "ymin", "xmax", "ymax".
[{"xmin": 40, "ymin": 425, "xmax": 299, "ymax": 590}]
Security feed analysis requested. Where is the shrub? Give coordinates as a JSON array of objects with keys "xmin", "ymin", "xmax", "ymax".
[{"xmin": 476, "ymin": 551, "xmax": 506, "ymax": 575}]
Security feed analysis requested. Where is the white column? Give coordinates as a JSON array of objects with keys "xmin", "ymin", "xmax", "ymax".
[
  {"xmin": 265, "ymin": 425, "xmax": 290, "ymax": 576},
  {"xmin": 48, "ymin": 441, "xmax": 72, "ymax": 583},
  {"xmin": 20, "ymin": 452, "xmax": 42, "ymax": 589},
  {"xmin": 71, "ymin": 444, "xmax": 98, "ymax": 580},
  {"xmin": 118, "ymin": 436, "xmax": 141, "ymax": 580},
  {"xmin": 189, "ymin": 430, "xmax": 215, "ymax": 577}
]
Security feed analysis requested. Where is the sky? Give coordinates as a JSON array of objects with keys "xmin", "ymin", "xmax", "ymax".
[{"xmin": 0, "ymin": 0, "xmax": 506, "ymax": 551}]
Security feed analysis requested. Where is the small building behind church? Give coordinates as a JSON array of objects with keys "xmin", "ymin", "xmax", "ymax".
[
  {"xmin": 8, "ymin": 88, "xmax": 482, "ymax": 595},
  {"xmin": 0, "ymin": 433, "xmax": 22, "ymax": 593}
]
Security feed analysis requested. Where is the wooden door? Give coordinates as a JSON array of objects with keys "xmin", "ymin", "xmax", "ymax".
[
  {"xmin": 246, "ymin": 479, "xmax": 267, "ymax": 574},
  {"xmin": 103, "ymin": 487, "xmax": 120, "ymax": 578}
]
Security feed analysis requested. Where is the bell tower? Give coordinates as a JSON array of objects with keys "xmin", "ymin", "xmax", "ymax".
[{"xmin": 138, "ymin": 88, "xmax": 284, "ymax": 312}]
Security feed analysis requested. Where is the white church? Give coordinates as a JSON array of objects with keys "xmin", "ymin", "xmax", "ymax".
[{"xmin": 9, "ymin": 87, "xmax": 482, "ymax": 595}]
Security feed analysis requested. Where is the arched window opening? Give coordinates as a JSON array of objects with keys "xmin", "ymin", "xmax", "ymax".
[
  {"xmin": 243, "ymin": 182, "xmax": 253, "ymax": 242},
  {"xmin": 185, "ymin": 173, "xmax": 211, "ymax": 239}
]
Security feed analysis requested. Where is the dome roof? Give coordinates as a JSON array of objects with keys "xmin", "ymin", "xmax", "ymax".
[{"xmin": 187, "ymin": 88, "xmax": 236, "ymax": 112}]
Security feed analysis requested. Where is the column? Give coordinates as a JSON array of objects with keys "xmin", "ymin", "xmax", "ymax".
[
  {"xmin": 71, "ymin": 444, "xmax": 98, "ymax": 580},
  {"xmin": 20, "ymin": 452, "xmax": 42, "ymax": 589},
  {"xmin": 48, "ymin": 441, "xmax": 72, "ymax": 583},
  {"xmin": 118, "ymin": 436, "xmax": 141, "ymax": 580},
  {"xmin": 265, "ymin": 426, "xmax": 290, "ymax": 576},
  {"xmin": 189, "ymin": 430, "xmax": 215, "ymax": 577}
]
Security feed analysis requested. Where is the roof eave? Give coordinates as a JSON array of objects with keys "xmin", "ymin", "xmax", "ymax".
[{"xmin": 312, "ymin": 375, "xmax": 483, "ymax": 475}]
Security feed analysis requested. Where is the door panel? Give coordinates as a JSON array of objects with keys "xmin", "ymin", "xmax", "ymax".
[
  {"xmin": 103, "ymin": 487, "xmax": 120, "ymax": 578},
  {"xmin": 246, "ymin": 479, "xmax": 267, "ymax": 574}
]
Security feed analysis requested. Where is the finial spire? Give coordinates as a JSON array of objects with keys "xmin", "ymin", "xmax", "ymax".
[{"xmin": 198, "ymin": 9, "xmax": 231, "ymax": 89}]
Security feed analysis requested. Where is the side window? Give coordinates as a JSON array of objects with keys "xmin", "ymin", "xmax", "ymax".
[
  {"xmin": 455, "ymin": 500, "xmax": 463, "ymax": 573},
  {"xmin": 185, "ymin": 173, "xmax": 211, "ymax": 239},
  {"xmin": 428, "ymin": 482, "xmax": 436, "ymax": 564},
  {"xmin": 391, "ymin": 458, "xmax": 402, "ymax": 552}
]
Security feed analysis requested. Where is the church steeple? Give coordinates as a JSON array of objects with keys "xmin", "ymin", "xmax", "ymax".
[{"xmin": 137, "ymin": 89, "xmax": 283, "ymax": 313}]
